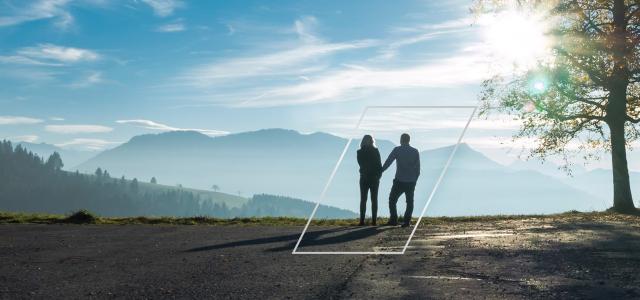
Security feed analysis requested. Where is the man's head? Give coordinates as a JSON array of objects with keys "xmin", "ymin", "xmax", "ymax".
[{"xmin": 400, "ymin": 133, "xmax": 410, "ymax": 145}]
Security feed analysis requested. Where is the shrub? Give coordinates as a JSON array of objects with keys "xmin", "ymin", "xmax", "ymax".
[{"xmin": 64, "ymin": 209, "xmax": 98, "ymax": 224}]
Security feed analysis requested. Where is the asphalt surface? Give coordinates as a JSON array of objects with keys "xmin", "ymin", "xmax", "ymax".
[
  {"xmin": 0, "ymin": 224, "xmax": 385, "ymax": 299},
  {"xmin": 2, "ymin": 215, "xmax": 640, "ymax": 299}
]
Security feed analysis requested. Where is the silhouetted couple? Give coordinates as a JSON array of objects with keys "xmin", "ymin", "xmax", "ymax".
[{"xmin": 357, "ymin": 133, "xmax": 420, "ymax": 228}]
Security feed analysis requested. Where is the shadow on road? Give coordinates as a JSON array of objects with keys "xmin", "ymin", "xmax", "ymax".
[{"xmin": 186, "ymin": 226, "xmax": 393, "ymax": 253}]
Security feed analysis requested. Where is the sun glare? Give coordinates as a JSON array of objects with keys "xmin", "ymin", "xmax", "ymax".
[{"xmin": 483, "ymin": 11, "xmax": 551, "ymax": 70}]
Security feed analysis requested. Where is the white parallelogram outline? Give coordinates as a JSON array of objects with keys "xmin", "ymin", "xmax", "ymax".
[{"xmin": 292, "ymin": 105, "xmax": 478, "ymax": 255}]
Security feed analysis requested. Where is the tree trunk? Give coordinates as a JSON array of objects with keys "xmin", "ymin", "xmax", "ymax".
[
  {"xmin": 607, "ymin": 0, "xmax": 635, "ymax": 213},
  {"xmin": 609, "ymin": 120, "xmax": 635, "ymax": 213}
]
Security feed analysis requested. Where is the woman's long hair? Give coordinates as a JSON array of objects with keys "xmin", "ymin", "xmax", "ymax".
[{"xmin": 360, "ymin": 134, "xmax": 376, "ymax": 149}]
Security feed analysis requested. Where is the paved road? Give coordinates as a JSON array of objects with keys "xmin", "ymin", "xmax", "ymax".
[
  {"xmin": 2, "ymin": 215, "xmax": 640, "ymax": 299},
  {"xmin": 0, "ymin": 224, "xmax": 385, "ymax": 299}
]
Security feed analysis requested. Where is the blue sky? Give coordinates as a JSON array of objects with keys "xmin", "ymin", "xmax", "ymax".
[{"xmin": 1, "ymin": 0, "xmax": 636, "ymax": 170}]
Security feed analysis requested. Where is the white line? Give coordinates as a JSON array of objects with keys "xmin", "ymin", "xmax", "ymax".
[
  {"xmin": 401, "ymin": 106, "xmax": 477, "ymax": 254},
  {"xmin": 293, "ymin": 251, "xmax": 404, "ymax": 255},
  {"xmin": 294, "ymin": 105, "xmax": 477, "ymax": 255}
]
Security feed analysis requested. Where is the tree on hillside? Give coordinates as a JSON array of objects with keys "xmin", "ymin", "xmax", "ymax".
[
  {"xmin": 476, "ymin": 0, "xmax": 640, "ymax": 213},
  {"xmin": 151, "ymin": 177, "xmax": 157, "ymax": 184},
  {"xmin": 211, "ymin": 184, "xmax": 219, "ymax": 192},
  {"xmin": 95, "ymin": 167, "xmax": 103, "ymax": 178},
  {"xmin": 45, "ymin": 152, "xmax": 63, "ymax": 171}
]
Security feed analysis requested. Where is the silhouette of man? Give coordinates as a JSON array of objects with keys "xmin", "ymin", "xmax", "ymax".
[{"xmin": 381, "ymin": 133, "xmax": 420, "ymax": 227}]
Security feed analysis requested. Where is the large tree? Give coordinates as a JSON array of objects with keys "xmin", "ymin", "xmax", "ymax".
[{"xmin": 476, "ymin": 0, "xmax": 640, "ymax": 212}]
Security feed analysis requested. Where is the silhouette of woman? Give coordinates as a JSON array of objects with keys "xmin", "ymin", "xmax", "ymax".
[{"xmin": 356, "ymin": 135, "xmax": 382, "ymax": 226}]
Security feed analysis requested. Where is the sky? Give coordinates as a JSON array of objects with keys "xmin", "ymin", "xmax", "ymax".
[{"xmin": 0, "ymin": 0, "xmax": 637, "ymax": 170}]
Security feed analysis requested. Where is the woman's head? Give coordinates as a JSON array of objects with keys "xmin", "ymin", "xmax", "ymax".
[{"xmin": 360, "ymin": 134, "xmax": 376, "ymax": 149}]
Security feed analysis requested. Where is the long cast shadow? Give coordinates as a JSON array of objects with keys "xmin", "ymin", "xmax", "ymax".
[
  {"xmin": 186, "ymin": 227, "xmax": 351, "ymax": 252},
  {"xmin": 186, "ymin": 226, "xmax": 393, "ymax": 253},
  {"xmin": 267, "ymin": 226, "xmax": 393, "ymax": 252}
]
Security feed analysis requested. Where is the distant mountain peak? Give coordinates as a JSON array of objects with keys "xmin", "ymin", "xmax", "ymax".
[{"xmin": 127, "ymin": 130, "xmax": 211, "ymax": 144}]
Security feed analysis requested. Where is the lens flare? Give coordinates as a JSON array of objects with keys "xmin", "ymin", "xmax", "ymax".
[{"xmin": 482, "ymin": 10, "xmax": 552, "ymax": 71}]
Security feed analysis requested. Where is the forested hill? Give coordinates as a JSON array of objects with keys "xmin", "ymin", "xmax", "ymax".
[{"xmin": 0, "ymin": 141, "xmax": 355, "ymax": 219}]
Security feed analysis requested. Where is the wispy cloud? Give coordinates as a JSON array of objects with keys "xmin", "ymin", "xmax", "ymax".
[
  {"xmin": 50, "ymin": 117, "xmax": 65, "ymax": 121},
  {"xmin": 156, "ymin": 20, "xmax": 186, "ymax": 32},
  {"xmin": 116, "ymin": 119, "xmax": 228, "ymax": 136},
  {"xmin": 179, "ymin": 16, "xmax": 377, "ymax": 87},
  {"xmin": 173, "ymin": 15, "xmax": 492, "ymax": 108},
  {"xmin": 17, "ymin": 44, "xmax": 100, "ymax": 63},
  {"xmin": 0, "ymin": 44, "xmax": 103, "ymax": 87},
  {"xmin": 0, "ymin": 116, "xmax": 44, "ymax": 125},
  {"xmin": 45, "ymin": 124, "xmax": 113, "ymax": 134},
  {"xmin": 6, "ymin": 135, "xmax": 39, "ymax": 143},
  {"xmin": 69, "ymin": 71, "xmax": 103, "ymax": 88},
  {"xmin": 0, "ymin": 44, "xmax": 100, "ymax": 67},
  {"xmin": 0, "ymin": 0, "xmax": 74, "ymax": 28},
  {"xmin": 55, "ymin": 138, "xmax": 120, "ymax": 151},
  {"xmin": 181, "ymin": 42, "xmax": 376, "ymax": 85},
  {"xmin": 140, "ymin": 0, "xmax": 184, "ymax": 17},
  {"xmin": 0, "ymin": 55, "xmax": 63, "ymax": 66},
  {"xmin": 238, "ymin": 48, "xmax": 489, "ymax": 107}
]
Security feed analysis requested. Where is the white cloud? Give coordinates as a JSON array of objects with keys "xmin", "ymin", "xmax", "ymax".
[
  {"xmin": 237, "ymin": 48, "xmax": 490, "ymax": 107},
  {"xmin": 45, "ymin": 124, "xmax": 113, "ymax": 134},
  {"xmin": 17, "ymin": 44, "xmax": 100, "ymax": 63},
  {"xmin": 0, "ymin": 55, "xmax": 63, "ymax": 66},
  {"xmin": 50, "ymin": 117, "xmax": 65, "ymax": 121},
  {"xmin": 294, "ymin": 15, "xmax": 319, "ymax": 43},
  {"xmin": 177, "ymin": 16, "xmax": 377, "ymax": 88},
  {"xmin": 141, "ymin": 0, "xmax": 183, "ymax": 17},
  {"xmin": 116, "ymin": 119, "xmax": 228, "ymax": 136},
  {"xmin": 55, "ymin": 138, "xmax": 120, "ymax": 151},
  {"xmin": 69, "ymin": 71, "xmax": 103, "ymax": 88},
  {"xmin": 0, "ymin": 116, "xmax": 44, "ymax": 125},
  {"xmin": 156, "ymin": 20, "xmax": 186, "ymax": 32},
  {"xmin": 392, "ymin": 17, "xmax": 475, "ymax": 33},
  {"xmin": 0, "ymin": 0, "xmax": 73, "ymax": 28},
  {"xmin": 7, "ymin": 135, "xmax": 39, "ymax": 143},
  {"xmin": 181, "ymin": 39, "xmax": 377, "ymax": 86},
  {"xmin": 172, "ymin": 15, "xmax": 495, "ymax": 108}
]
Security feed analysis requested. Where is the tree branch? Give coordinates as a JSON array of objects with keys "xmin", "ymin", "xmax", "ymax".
[
  {"xmin": 555, "ymin": 48, "xmax": 608, "ymax": 87},
  {"xmin": 557, "ymin": 113, "xmax": 605, "ymax": 122}
]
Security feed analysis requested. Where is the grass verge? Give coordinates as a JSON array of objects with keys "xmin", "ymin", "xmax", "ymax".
[{"xmin": 1, "ymin": 209, "xmax": 639, "ymax": 226}]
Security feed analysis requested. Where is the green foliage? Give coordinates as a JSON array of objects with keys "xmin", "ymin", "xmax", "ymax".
[
  {"xmin": 0, "ymin": 140, "xmax": 355, "ymax": 219},
  {"xmin": 475, "ymin": 0, "xmax": 640, "ymax": 211},
  {"xmin": 45, "ymin": 152, "xmax": 63, "ymax": 171}
]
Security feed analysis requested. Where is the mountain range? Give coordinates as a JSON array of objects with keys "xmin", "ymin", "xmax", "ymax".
[{"xmin": 59, "ymin": 128, "xmax": 635, "ymax": 216}]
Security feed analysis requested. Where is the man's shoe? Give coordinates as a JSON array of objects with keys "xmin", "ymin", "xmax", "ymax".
[
  {"xmin": 401, "ymin": 223, "xmax": 410, "ymax": 228},
  {"xmin": 384, "ymin": 222, "xmax": 398, "ymax": 226},
  {"xmin": 358, "ymin": 222, "xmax": 365, "ymax": 226}
]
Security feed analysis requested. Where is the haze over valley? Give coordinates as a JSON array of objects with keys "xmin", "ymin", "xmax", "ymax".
[{"xmin": 9, "ymin": 128, "xmax": 633, "ymax": 218}]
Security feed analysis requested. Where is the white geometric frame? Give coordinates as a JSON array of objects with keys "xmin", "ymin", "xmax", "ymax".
[{"xmin": 292, "ymin": 105, "xmax": 478, "ymax": 255}]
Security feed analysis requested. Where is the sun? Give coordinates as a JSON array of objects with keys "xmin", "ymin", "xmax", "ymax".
[{"xmin": 483, "ymin": 11, "xmax": 552, "ymax": 70}]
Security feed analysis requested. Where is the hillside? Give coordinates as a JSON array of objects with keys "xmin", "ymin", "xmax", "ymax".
[
  {"xmin": 0, "ymin": 140, "xmax": 355, "ymax": 218},
  {"xmin": 75, "ymin": 129, "xmax": 607, "ymax": 216}
]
